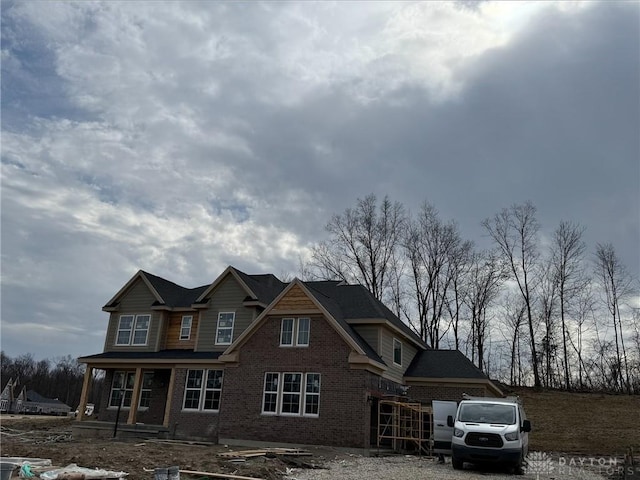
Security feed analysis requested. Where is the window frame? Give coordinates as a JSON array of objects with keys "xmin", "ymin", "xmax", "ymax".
[
  {"xmin": 304, "ymin": 373, "xmax": 321, "ymax": 417},
  {"xmin": 180, "ymin": 315, "xmax": 193, "ymax": 340},
  {"xmin": 393, "ymin": 338, "xmax": 402, "ymax": 366},
  {"xmin": 262, "ymin": 372, "xmax": 320, "ymax": 417},
  {"xmin": 108, "ymin": 370, "xmax": 153, "ymax": 410},
  {"xmin": 132, "ymin": 315, "xmax": 151, "ymax": 345},
  {"xmin": 115, "ymin": 315, "xmax": 134, "ymax": 345},
  {"xmin": 182, "ymin": 369, "xmax": 223, "ymax": 412},
  {"xmin": 280, "ymin": 318, "xmax": 310, "ymax": 347},
  {"xmin": 215, "ymin": 312, "xmax": 235, "ymax": 345},
  {"xmin": 262, "ymin": 372, "xmax": 280, "ymax": 415},
  {"xmin": 280, "ymin": 318, "xmax": 295, "ymax": 346},
  {"xmin": 115, "ymin": 314, "xmax": 150, "ymax": 346}
]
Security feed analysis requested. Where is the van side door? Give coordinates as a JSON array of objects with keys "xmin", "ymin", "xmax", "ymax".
[{"xmin": 432, "ymin": 400, "xmax": 458, "ymax": 455}]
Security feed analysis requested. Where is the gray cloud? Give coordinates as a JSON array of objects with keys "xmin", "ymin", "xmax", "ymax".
[{"xmin": 1, "ymin": 1, "xmax": 638, "ymax": 360}]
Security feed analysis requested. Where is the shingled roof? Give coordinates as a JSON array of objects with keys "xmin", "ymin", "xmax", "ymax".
[
  {"xmin": 232, "ymin": 269, "xmax": 285, "ymax": 305},
  {"xmin": 142, "ymin": 271, "xmax": 209, "ymax": 307},
  {"xmin": 79, "ymin": 350, "xmax": 223, "ymax": 361},
  {"xmin": 404, "ymin": 349, "xmax": 489, "ymax": 379},
  {"xmin": 304, "ymin": 281, "xmax": 426, "ymax": 349}
]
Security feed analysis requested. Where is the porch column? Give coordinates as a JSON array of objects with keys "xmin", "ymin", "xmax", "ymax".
[
  {"xmin": 77, "ymin": 365, "xmax": 93, "ymax": 421},
  {"xmin": 127, "ymin": 367, "xmax": 143, "ymax": 424},
  {"xmin": 163, "ymin": 368, "xmax": 176, "ymax": 428}
]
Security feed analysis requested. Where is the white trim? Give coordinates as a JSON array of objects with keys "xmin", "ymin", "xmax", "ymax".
[
  {"xmin": 279, "ymin": 317, "xmax": 310, "ymax": 347},
  {"xmin": 215, "ymin": 312, "xmax": 235, "ymax": 345},
  {"xmin": 180, "ymin": 315, "xmax": 193, "ymax": 340},
  {"xmin": 393, "ymin": 338, "xmax": 402, "ymax": 367},
  {"xmin": 261, "ymin": 372, "xmax": 320, "ymax": 417},
  {"xmin": 280, "ymin": 318, "xmax": 295, "ymax": 346},
  {"xmin": 115, "ymin": 315, "xmax": 134, "ymax": 345},
  {"xmin": 181, "ymin": 368, "xmax": 223, "ymax": 412}
]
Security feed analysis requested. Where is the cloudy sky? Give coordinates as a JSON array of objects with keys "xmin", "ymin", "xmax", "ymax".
[{"xmin": 1, "ymin": 1, "xmax": 638, "ymax": 361}]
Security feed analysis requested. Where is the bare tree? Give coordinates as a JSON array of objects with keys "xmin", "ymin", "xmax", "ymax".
[
  {"xmin": 483, "ymin": 201, "xmax": 542, "ymax": 388},
  {"xmin": 445, "ymin": 240, "xmax": 474, "ymax": 350},
  {"xmin": 568, "ymin": 280, "xmax": 596, "ymax": 390},
  {"xmin": 594, "ymin": 243, "xmax": 634, "ymax": 393},
  {"xmin": 404, "ymin": 202, "xmax": 464, "ymax": 347},
  {"xmin": 499, "ymin": 292, "xmax": 527, "ymax": 386},
  {"xmin": 538, "ymin": 259, "xmax": 559, "ymax": 388},
  {"xmin": 310, "ymin": 194, "xmax": 406, "ymax": 303},
  {"xmin": 550, "ymin": 221, "xmax": 587, "ymax": 390},
  {"xmin": 464, "ymin": 249, "xmax": 506, "ymax": 371}
]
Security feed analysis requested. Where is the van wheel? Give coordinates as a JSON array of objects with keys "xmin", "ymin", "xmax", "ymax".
[
  {"xmin": 514, "ymin": 453, "xmax": 525, "ymax": 475},
  {"xmin": 451, "ymin": 456, "xmax": 463, "ymax": 470}
]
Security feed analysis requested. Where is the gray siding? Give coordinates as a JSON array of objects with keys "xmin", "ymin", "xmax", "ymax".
[
  {"xmin": 380, "ymin": 327, "xmax": 418, "ymax": 383},
  {"xmin": 196, "ymin": 275, "xmax": 256, "ymax": 352},
  {"xmin": 104, "ymin": 278, "xmax": 160, "ymax": 352},
  {"xmin": 352, "ymin": 325, "xmax": 380, "ymax": 355}
]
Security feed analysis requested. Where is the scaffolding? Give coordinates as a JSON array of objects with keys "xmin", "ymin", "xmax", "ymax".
[{"xmin": 377, "ymin": 399, "xmax": 433, "ymax": 455}]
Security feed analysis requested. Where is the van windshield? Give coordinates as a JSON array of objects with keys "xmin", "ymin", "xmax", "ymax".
[{"xmin": 458, "ymin": 403, "xmax": 516, "ymax": 425}]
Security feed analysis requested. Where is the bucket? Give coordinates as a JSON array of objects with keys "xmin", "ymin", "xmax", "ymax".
[
  {"xmin": 153, "ymin": 468, "xmax": 168, "ymax": 480},
  {"xmin": 0, "ymin": 463, "xmax": 16, "ymax": 480},
  {"xmin": 168, "ymin": 466, "xmax": 179, "ymax": 480}
]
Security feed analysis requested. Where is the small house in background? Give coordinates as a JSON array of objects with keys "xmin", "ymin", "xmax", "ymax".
[
  {"xmin": 0, "ymin": 378, "xmax": 71, "ymax": 415},
  {"xmin": 0, "ymin": 378, "xmax": 26, "ymax": 413},
  {"xmin": 23, "ymin": 391, "xmax": 72, "ymax": 416}
]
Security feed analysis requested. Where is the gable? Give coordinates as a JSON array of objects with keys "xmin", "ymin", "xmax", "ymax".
[
  {"xmin": 271, "ymin": 284, "xmax": 319, "ymax": 312},
  {"xmin": 117, "ymin": 277, "xmax": 159, "ymax": 311},
  {"xmin": 103, "ymin": 271, "xmax": 163, "ymax": 309}
]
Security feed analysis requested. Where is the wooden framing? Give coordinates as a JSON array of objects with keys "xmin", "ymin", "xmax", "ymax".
[{"xmin": 377, "ymin": 399, "xmax": 433, "ymax": 455}]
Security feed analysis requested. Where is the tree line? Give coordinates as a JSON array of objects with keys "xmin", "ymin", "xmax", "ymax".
[
  {"xmin": 0, "ymin": 352, "xmax": 104, "ymax": 409},
  {"xmin": 303, "ymin": 194, "xmax": 639, "ymax": 393}
]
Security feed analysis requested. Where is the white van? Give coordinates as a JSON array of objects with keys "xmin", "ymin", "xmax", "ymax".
[{"xmin": 446, "ymin": 396, "xmax": 531, "ymax": 474}]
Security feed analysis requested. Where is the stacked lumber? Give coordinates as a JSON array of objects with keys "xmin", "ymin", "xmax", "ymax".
[{"xmin": 218, "ymin": 448, "xmax": 311, "ymax": 458}]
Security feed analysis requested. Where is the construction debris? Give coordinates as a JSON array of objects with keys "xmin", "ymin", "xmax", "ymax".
[
  {"xmin": 219, "ymin": 449, "xmax": 311, "ymax": 459},
  {"xmin": 39, "ymin": 464, "xmax": 128, "ymax": 480},
  {"xmin": 179, "ymin": 470, "xmax": 262, "ymax": 480},
  {"xmin": 0, "ymin": 426, "xmax": 72, "ymax": 445}
]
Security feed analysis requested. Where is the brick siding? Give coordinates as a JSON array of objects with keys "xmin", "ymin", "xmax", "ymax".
[
  {"xmin": 408, "ymin": 384, "xmax": 490, "ymax": 405},
  {"xmin": 218, "ymin": 314, "xmax": 372, "ymax": 448},
  {"xmin": 168, "ymin": 368, "xmax": 221, "ymax": 441}
]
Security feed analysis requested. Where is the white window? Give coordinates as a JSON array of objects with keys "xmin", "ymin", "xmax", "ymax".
[
  {"xmin": 182, "ymin": 369, "xmax": 223, "ymax": 411},
  {"xmin": 215, "ymin": 312, "xmax": 235, "ymax": 345},
  {"xmin": 109, "ymin": 371, "xmax": 153, "ymax": 409},
  {"xmin": 281, "ymin": 373, "xmax": 302, "ymax": 415},
  {"xmin": 262, "ymin": 372, "xmax": 320, "ymax": 417},
  {"xmin": 393, "ymin": 338, "xmax": 402, "ymax": 366},
  {"xmin": 297, "ymin": 318, "xmax": 310, "ymax": 346},
  {"xmin": 262, "ymin": 372, "xmax": 279, "ymax": 414},
  {"xmin": 116, "ymin": 315, "xmax": 151, "ymax": 346},
  {"xmin": 132, "ymin": 315, "xmax": 150, "ymax": 345},
  {"xmin": 280, "ymin": 318, "xmax": 310, "ymax": 347},
  {"xmin": 116, "ymin": 315, "xmax": 134, "ymax": 345},
  {"xmin": 180, "ymin": 316, "xmax": 192, "ymax": 340},
  {"xmin": 304, "ymin": 373, "xmax": 321, "ymax": 416},
  {"xmin": 280, "ymin": 318, "xmax": 294, "ymax": 346}
]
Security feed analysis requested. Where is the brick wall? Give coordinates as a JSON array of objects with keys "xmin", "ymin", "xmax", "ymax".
[
  {"xmin": 168, "ymin": 368, "xmax": 220, "ymax": 441},
  {"xmin": 218, "ymin": 314, "xmax": 372, "ymax": 448},
  {"xmin": 408, "ymin": 384, "xmax": 490, "ymax": 405}
]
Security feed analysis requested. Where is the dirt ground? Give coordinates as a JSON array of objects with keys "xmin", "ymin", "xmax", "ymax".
[
  {"xmin": 1, "ymin": 389, "xmax": 639, "ymax": 480},
  {"xmin": 0, "ymin": 416, "xmax": 349, "ymax": 480}
]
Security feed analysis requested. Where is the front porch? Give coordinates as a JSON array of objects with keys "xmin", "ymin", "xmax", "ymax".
[{"xmin": 76, "ymin": 364, "xmax": 177, "ymax": 428}]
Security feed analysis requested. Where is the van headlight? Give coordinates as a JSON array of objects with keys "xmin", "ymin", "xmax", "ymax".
[
  {"xmin": 453, "ymin": 428, "xmax": 464, "ymax": 438},
  {"xmin": 505, "ymin": 431, "xmax": 519, "ymax": 441}
]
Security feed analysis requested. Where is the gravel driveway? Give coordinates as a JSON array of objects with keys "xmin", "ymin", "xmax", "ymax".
[{"xmin": 285, "ymin": 454, "xmax": 612, "ymax": 480}]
